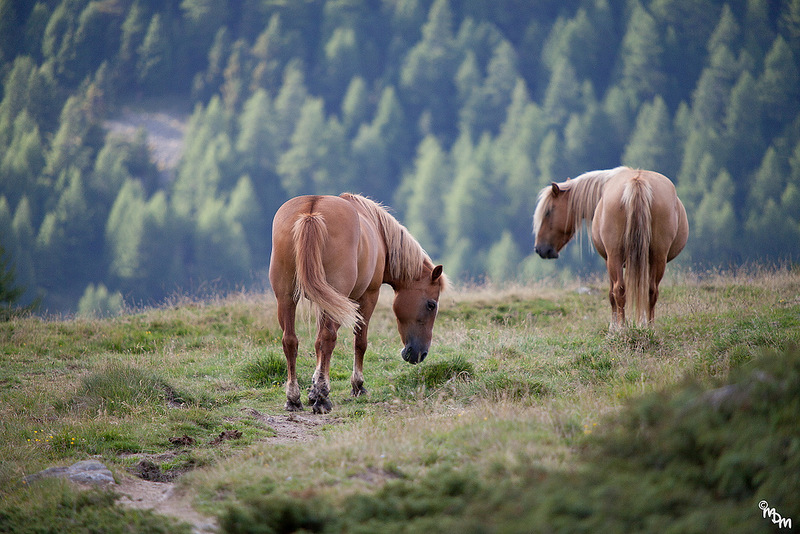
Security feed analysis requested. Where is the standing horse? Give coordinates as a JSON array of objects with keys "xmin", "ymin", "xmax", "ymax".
[
  {"xmin": 269, "ymin": 193, "xmax": 447, "ymax": 413},
  {"xmin": 533, "ymin": 167, "xmax": 688, "ymax": 329}
]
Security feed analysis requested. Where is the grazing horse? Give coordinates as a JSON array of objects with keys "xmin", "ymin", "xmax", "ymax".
[
  {"xmin": 533, "ymin": 167, "xmax": 688, "ymax": 329},
  {"xmin": 269, "ymin": 193, "xmax": 447, "ymax": 413}
]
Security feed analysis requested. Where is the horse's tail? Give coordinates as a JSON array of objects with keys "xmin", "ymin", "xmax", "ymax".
[
  {"xmin": 292, "ymin": 213, "xmax": 361, "ymax": 329},
  {"xmin": 622, "ymin": 174, "xmax": 653, "ymax": 326}
]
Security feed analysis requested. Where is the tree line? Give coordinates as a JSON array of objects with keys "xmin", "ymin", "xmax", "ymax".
[{"xmin": 0, "ymin": 0, "xmax": 799, "ymax": 314}]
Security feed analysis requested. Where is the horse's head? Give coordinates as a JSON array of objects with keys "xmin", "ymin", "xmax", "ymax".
[
  {"xmin": 392, "ymin": 264, "xmax": 446, "ymax": 365},
  {"xmin": 533, "ymin": 182, "xmax": 574, "ymax": 259}
]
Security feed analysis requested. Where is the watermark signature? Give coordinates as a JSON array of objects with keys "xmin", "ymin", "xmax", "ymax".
[{"xmin": 760, "ymin": 500, "xmax": 792, "ymax": 529}]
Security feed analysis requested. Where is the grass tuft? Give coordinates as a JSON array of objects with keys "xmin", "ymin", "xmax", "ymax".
[
  {"xmin": 70, "ymin": 362, "xmax": 190, "ymax": 414},
  {"xmin": 394, "ymin": 356, "xmax": 474, "ymax": 394},
  {"xmin": 239, "ymin": 351, "xmax": 287, "ymax": 387}
]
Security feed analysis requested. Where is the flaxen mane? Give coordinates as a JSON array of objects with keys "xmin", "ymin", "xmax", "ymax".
[
  {"xmin": 533, "ymin": 166, "xmax": 629, "ymax": 236},
  {"xmin": 341, "ymin": 193, "xmax": 446, "ymax": 287}
]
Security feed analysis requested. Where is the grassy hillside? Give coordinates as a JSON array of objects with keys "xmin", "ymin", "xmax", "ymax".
[{"xmin": 1, "ymin": 266, "xmax": 798, "ymax": 532}]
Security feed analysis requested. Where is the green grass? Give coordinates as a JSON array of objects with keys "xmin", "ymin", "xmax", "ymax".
[
  {"xmin": 1, "ymin": 268, "xmax": 799, "ymax": 532},
  {"xmin": 239, "ymin": 351, "xmax": 287, "ymax": 387}
]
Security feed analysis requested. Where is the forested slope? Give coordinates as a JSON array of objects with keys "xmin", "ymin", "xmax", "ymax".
[{"xmin": 1, "ymin": 0, "xmax": 799, "ymax": 312}]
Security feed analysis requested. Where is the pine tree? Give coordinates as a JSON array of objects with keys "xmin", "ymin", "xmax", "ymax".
[
  {"xmin": 11, "ymin": 197, "xmax": 37, "ymax": 306},
  {"xmin": 781, "ymin": 0, "xmax": 800, "ymax": 53},
  {"xmin": 622, "ymin": 96, "xmax": 676, "ymax": 176},
  {"xmin": 0, "ymin": 242, "xmax": 25, "ymax": 320},
  {"xmin": 543, "ymin": 60, "xmax": 581, "ymax": 126},
  {"xmin": 277, "ymin": 97, "xmax": 328, "ymax": 196},
  {"xmin": 250, "ymin": 14, "xmax": 289, "ymax": 93},
  {"xmin": 397, "ymin": 135, "xmax": 451, "ymax": 257},
  {"xmin": 444, "ymin": 133, "xmax": 501, "ymax": 277},
  {"xmin": 1, "ymin": 110, "xmax": 45, "ymax": 206},
  {"xmin": 194, "ymin": 197, "xmax": 252, "ymax": 286},
  {"xmin": 487, "ymin": 231, "xmax": 522, "ymax": 283},
  {"xmin": 236, "ymin": 89, "xmax": 278, "ymax": 174},
  {"xmin": 723, "ymin": 71, "xmax": 764, "ymax": 173},
  {"xmin": 105, "ymin": 179, "xmax": 147, "ymax": 281},
  {"xmin": 137, "ymin": 13, "xmax": 170, "ymax": 93},
  {"xmin": 273, "ymin": 62, "xmax": 310, "ymax": 154},
  {"xmin": 341, "ymin": 76, "xmax": 369, "ymax": 136},
  {"xmin": 321, "ymin": 27, "xmax": 362, "ymax": 105},
  {"xmin": 758, "ymin": 36, "xmax": 800, "ymax": 124},
  {"xmin": 35, "ymin": 169, "xmax": 97, "ymax": 306},
  {"xmin": 693, "ymin": 169, "xmax": 737, "ymax": 263},
  {"xmin": 77, "ymin": 283, "xmax": 123, "ymax": 318},
  {"xmin": 616, "ymin": 2, "xmax": 665, "ymax": 106},
  {"xmin": 400, "ymin": 0, "xmax": 458, "ymax": 138}
]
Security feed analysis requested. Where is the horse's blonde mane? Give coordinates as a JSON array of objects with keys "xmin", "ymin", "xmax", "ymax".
[
  {"xmin": 533, "ymin": 166, "xmax": 629, "ymax": 235},
  {"xmin": 341, "ymin": 193, "xmax": 442, "ymax": 285}
]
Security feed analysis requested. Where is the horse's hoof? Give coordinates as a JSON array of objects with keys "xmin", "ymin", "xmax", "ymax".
[
  {"xmin": 351, "ymin": 385, "xmax": 368, "ymax": 397},
  {"xmin": 285, "ymin": 399, "xmax": 303, "ymax": 412},
  {"xmin": 312, "ymin": 398, "xmax": 332, "ymax": 414}
]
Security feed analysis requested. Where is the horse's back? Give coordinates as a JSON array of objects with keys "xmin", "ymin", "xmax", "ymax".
[
  {"xmin": 269, "ymin": 195, "xmax": 362, "ymax": 296},
  {"xmin": 595, "ymin": 169, "xmax": 687, "ymax": 260}
]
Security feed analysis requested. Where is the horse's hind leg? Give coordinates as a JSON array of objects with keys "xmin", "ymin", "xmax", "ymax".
[
  {"xmin": 277, "ymin": 296, "xmax": 302, "ymax": 411},
  {"xmin": 309, "ymin": 313, "xmax": 339, "ymax": 414},
  {"xmin": 607, "ymin": 256, "xmax": 625, "ymax": 331},
  {"xmin": 648, "ymin": 256, "xmax": 667, "ymax": 324}
]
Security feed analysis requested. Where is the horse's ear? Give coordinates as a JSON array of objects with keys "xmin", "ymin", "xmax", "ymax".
[
  {"xmin": 551, "ymin": 182, "xmax": 563, "ymax": 197},
  {"xmin": 431, "ymin": 265, "xmax": 443, "ymax": 282}
]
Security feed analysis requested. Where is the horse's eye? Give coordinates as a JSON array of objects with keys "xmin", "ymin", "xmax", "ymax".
[{"xmin": 426, "ymin": 300, "xmax": 437, "ymax": 312}]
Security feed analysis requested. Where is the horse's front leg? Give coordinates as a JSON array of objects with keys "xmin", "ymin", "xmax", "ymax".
[
  {"xmin": 309, "ymin": 314, "xmax": 339, "ymax": 414},
  {"xmin": 351, "ymin": 291, "xmax": 379, "ymax": 397}
]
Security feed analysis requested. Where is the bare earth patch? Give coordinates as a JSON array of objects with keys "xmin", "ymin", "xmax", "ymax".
[
  {"xmin": 241, "ymin": 407, "xmax": 337, "ymax": 444},
  {"xmin": 115, "ymin": 407, "xmax": 335, "ymax": 533}
]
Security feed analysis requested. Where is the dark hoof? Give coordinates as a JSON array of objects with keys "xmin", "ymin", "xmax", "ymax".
[
  {"xmin": 285, "ymin": 398, "xmax": 303, "ymax": 412},
  {"xmin": 312, "ymin": 398, "xmax": 332, "ymax": 414},
  {"xmin": 351, "ymin": 385, "xmax": 368, "ymax": 397}
]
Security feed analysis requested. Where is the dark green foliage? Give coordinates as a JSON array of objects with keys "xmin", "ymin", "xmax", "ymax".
[
  {"xmin": 0, "ymin": 244, "xmax": 23, "ymax": 320},
  {"xmin": 1, "ymin": 0, "xmax": 800, "ymax": 312},
  {"xmin": 222, "ymin": 493, "xmax": 331, "ymax": 534}
]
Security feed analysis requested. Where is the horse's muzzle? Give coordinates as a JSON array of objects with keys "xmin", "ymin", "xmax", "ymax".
[
  {"xmin": 401, "ymin": 345, "xmax": 428, "ymax": 365},
  {"xmin": 535, "ymin": 244, "xmax": 559, "ymax": 259}
]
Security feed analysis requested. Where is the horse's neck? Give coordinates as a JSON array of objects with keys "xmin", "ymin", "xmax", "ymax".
[{"xmin": 569, "ymin": 172, "xmax": 609, "ymax": 224}]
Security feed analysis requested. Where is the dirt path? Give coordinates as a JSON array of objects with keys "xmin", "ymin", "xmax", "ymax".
[
  {"xmin": 115, "ymin": 410, "xmax": 331, "ymax": 533},
  {"xmin": 116, "ymin": 476, "xmax": 217, "ymax": 534}
]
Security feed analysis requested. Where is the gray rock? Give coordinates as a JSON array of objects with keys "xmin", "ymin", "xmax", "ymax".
[{"xmin": 23, "ymin": 460, "xmax": 115, "ymax": 486}]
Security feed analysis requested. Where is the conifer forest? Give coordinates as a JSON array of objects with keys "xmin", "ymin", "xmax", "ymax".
[{"xmin": 1, "ymin": 0, "xmax": 799, "ymax": 313}]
